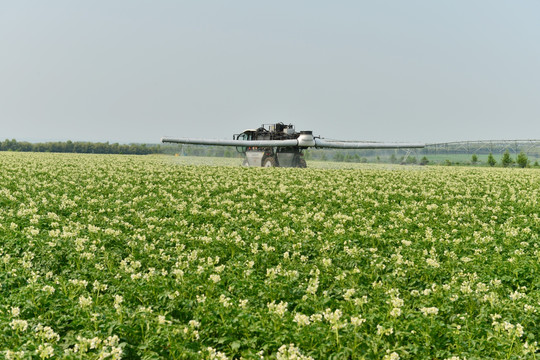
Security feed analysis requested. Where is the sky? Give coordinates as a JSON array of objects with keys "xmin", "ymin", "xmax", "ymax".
[{"xmin": 1, "ymin": 1, "xmax": 539, "ymax": 144}]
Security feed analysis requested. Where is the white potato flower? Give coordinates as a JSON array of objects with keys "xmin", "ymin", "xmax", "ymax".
[
  {"xmin": 426, "ymin": 258, "xmax": 440, "ymax": 268},
  {"xmin": 267, "ymin": 301, "xmax": 288, "ymax": 317},
  {"xmin": 10, "ymin": 307, "xmax": 20, "ymax": 317},
  {"xmin": 37, "ymin": 344, "xmax": 54, "ymax": 359},
  {"xmin": 276, "ymin": 344, "xmax": 313, "ymax": 360},
  {"xmin": 42, "ymin": 285, "xmax": 55, "ymax": 295},
  {"xmin": 420, "ymin": 307, "xmax": 439, "ymax": 316},
  {"xmin": 10, "ymin": 319, "xmax": 28, "ymax": 332},
  {"xmin": 78, "ymin": 296, "xmax": 92, "ymax": 308},
  {"xmin": 293, "ymin": 313, "xmax": 311, "ymax": 326},
  {"xmin": 350, "ymin": 316, "xmax": 366, "ymax": 326},
  {"xmin": 383, "ymin": 352, "xmax": 400, "ymax": 360},
  {"xmin": 219, "ymin": 295, "xmax": 232, "ymax": 308}
]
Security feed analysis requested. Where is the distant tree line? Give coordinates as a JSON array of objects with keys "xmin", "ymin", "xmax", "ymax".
[
  {"xmin": 0, "ymin": 139, "xmax": 160, "ymax": 155},
  {"xmin": 0, "ymin": 139, "xmax": 243, "ymax": 157},
  {"xmin": 2, "ymin": 139, "xmax": 538, "ymax": 167}
]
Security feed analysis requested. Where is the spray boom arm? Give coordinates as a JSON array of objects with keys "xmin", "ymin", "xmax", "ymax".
[{"xmin": 161, "ymin": 134, "xmax": 424, "ymax": 150}]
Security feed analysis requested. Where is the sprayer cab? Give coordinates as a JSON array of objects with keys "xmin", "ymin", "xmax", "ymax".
[{"xmin": 233, "ymin": 123, "xmax": 308, "ymax": 168}]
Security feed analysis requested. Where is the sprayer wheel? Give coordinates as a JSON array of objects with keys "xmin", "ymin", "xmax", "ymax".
[{"xmin": 263, "ymin": 157, "xmax": 278, "ymax": 167}]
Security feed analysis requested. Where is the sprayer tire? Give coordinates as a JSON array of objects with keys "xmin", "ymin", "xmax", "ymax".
[{"xmin": 263, "ymin": 157, "xmax": 278, "ymax": 167}]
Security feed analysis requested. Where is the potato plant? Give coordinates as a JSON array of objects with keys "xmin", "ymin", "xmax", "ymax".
[{"xmin": 0, "ymin": 152, "xmax": 539, "ymax": 359}]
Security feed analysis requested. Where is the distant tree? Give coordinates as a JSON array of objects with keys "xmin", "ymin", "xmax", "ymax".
[
  {"xmin": 471, "ymin": 154, "xmax": 478, "ymax": 164},
  {"xmin": 389, "ymin": 153, "xmax": 397, "ymax": 164},
  {"xmin": 501, "ymin": 150, "xmax": 513, "ymax": 168},
  {"xmin": 65, "ymin": 140, "xmax": 74, "ymax": 152},
  {"xmin": 534, "ymin": 160, "xmax": 539, "ymax": 167},
  {"xmin": 110, "ymin": 143, "xmax": 119, "ymax": 154},
  {"xmin": 516, "ymin": 151, "xmax": 529, "ymax": 168},
  {"xmin": 5, "ymin": 139, "xmax": 18, "ymax": 151},
  {"xmin": 419, "ymin": 156, "xmax": 429, "ymax": 165},
  {"xmin": 444, "ymin": 159, "xmax": 452, "ymax": 166},
  {"xmin": 487, "ymin": 153, "xmax": 496, "ymax": 167},
  {"xmin": 406, "ymin": 156, "xmax": 417, "ymax": 164}
]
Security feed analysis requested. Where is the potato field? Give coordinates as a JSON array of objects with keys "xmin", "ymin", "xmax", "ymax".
[{"xmin": 1, "ymin": 152, "xmax": 539, "ymax": 359}]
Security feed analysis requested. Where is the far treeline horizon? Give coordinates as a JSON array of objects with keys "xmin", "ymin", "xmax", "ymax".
[{"xmin": 0, "ymin": 138, "xmax": 539, "ymax": 167}]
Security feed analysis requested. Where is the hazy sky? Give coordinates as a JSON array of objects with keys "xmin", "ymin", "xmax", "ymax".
[{"xmin": 1, "ymin": 1, "xmax": 539, "ymax": 143}]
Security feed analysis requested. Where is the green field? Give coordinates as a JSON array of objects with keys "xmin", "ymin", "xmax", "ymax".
[{"xmin": 1, "ymin": 153, "xmax": 539, "ymax": 359}]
